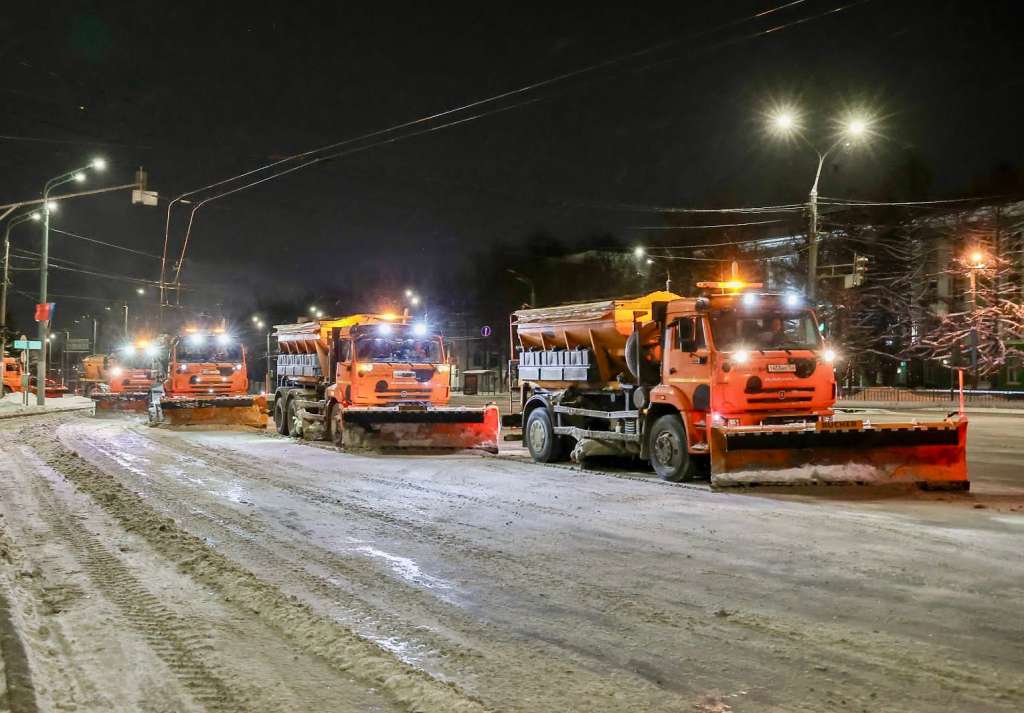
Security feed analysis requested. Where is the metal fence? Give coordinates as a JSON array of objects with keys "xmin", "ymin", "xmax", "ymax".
[{"xmin": 840, "ymin": 386, "xmax": 1024, "ymax": 407}]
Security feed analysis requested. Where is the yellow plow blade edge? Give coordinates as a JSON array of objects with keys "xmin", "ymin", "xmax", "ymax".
[
  {"xmin": 158, "ymin": 394, "xmax": 268, "ymax": 429},
  {"xmin": 341, "ymin": 405, "xmax": 500, "ymax": 453},
  {"xmin": 709, "ymin": 418, "xmax": 968, "ymax": 490}
]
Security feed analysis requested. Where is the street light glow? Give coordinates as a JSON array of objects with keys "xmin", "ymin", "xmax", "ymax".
[
  {"xmin": 136, "ymin": 287, "xmax": 145, "ymax": 295},
  {"xmin": 405, "ymin": 289, "xmax": 414, "ymax": 298},
  {"xmin": 251, "ymin": 315, "xmax": 259, "ymax": 323},
  {"xmin": 29, "ymin": 212, "xmax": 41, "ymax": 221},
  {"xmin": 970, "ymin": 250, "xmax": 985, "ymax": 264},
  {"xmin": 410, "ymin": 296, "xmax": 421, "ymax": 306},
  {"xmin": 845, "ymin": 118, "xmax": 868, "ymax": 136},
  {"xmin": 73, "ymin": 172, "xmax": 86, "ymax": 183},
  {"xmin": 256, "ymin": 321, "xmax": 265, "ymax": 329},
  {"xmin": 91, "ymin": 158, "xmax": 107, "ymax": 171},
  {"xmin": 45, "ymin": 201, "xmax": 58, "ymax": 212},
  {"xmin": 633, "ymin": 246, "xmax": 645, "ymax": 258},
  {"xmin": 773, "ymin": 111, "xmax": 796, "ymax": 132}
]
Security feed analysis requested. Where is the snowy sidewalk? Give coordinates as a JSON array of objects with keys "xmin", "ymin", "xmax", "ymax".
[{"xmin": 0, "ymin": 392, "xmax": 95, "ymax": 419}]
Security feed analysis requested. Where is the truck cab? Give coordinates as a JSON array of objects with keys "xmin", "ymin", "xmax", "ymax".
[
  {"xmin": 653, "ymin": 291, "xmax": 836, "ymax": 457},
  {"xmin": 165, "ymin": 331, "xmax": 248, "ymax": 398},
  {"xmin": 330, "ymin": 321, "xmax": 451, "ymax": 408},
  {"xmin": 2, "ymin": 356, "xmax": 21, "ymax": 394}
]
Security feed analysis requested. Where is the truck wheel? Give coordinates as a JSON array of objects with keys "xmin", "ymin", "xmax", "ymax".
[
  {"xmin": 525, "ymin": 408, "xmax": 564, "ymax": 463},
  {"xmin": 327, "ymin": 402, "xmax": 344, "ymax": 448},
  {"xmin": 648, "ymin": 414, "xmax": 698, "ymax": 482},
  {"xmin": 274, "ymin": 395, "xmax": 290, "ymax": 435},
  {"xmin": 287, "ymin": 397, "xmax": 304, "ymax": 438}
]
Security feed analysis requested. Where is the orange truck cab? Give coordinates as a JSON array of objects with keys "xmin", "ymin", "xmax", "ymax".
[
  {"xmin": 2, "ymin": 356, "xmax": 21, "ymax": 394},
  {"xmin": 155, "ymin": 328, "xmax": 264, "ymax": 427},
  {"xmin": 514, "ymin": 286, "xmax": 967, "ymax": 489},
  {"xmin": 165, "ymin": 330, "xmax": 248, "ymax": 398}
]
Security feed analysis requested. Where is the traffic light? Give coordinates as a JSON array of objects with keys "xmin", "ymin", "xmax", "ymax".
[{"xmin": 852, "ymin": 252, "xmax": 869, "ymax": 286}]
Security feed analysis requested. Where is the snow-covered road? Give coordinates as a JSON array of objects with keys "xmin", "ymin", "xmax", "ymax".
[{"xmin": 2, "ymin": 412, "xmax": 1023, "ymax": 712}]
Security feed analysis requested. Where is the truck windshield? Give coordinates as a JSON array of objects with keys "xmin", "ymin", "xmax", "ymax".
[
  {"xmin": 118, "ymin": 351, "xmax": 156, "ymax": 369},
  {"xmin": 355, "ymin": 336, "xmax": 442, "ymax": 363},
  {"xmin": 175, "ymin": 340, "xmax": 242, "ymax": 363},
  {"xmin": 710, "ymin": 309, "xmax": 820, "ymax": 351}
]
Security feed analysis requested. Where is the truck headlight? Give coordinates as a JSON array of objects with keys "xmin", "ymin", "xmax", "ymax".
[{"xmin": 822, "ymin": 348, "xmax": 837, "ymax": 363}]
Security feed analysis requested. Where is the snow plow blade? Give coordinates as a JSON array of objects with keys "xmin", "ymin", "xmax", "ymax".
[
  {"xmin": 157, "ymin": 394, "xmax": 268, "ymax": 428},
  {"xmin": 91, "ymin": 392, "xmax": 150, "ymax": 412},
  {"xmin": 709, "ymin": 418, "xmax": 968, "ymax": 489},
  {"xmin": 341, "ymin": 404, "xmax": 500, "ymax": 453}
]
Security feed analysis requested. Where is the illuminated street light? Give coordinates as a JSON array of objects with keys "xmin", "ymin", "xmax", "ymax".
[
  {"xmin": 256, "ymin": 320, "xmax": 265, "ymax": 329},
  {"xmin": 251, "ymin": 315, "xmax": 260, "ymax": 323},
  {"xmin": 315, "ymin": 309, "xmax": 323, "ymax": 318},
  {"xmin": 633, "ymin": 246, "xmax": 645, "ymax": 258},
  {"xmin": 765, "ymin": 102, "xmax": 878, "ymax": 299},
  {"xmin": 91, "ymin": 157, "xmax": 107, "ymax": 171},
  {"xmin": 136, "ymin": 287, "xmax": 145, "ymax": 295},
  {"xmin": 36, "ymin": 158, "xmax": 108, "ymax": 405},
  {"xmin": 410, "ymin": 296, "xmax": 421, "ymax": 307},
  {"xmin": 405, "ymin": 289, "xmax": 414, "ymax": 298}
]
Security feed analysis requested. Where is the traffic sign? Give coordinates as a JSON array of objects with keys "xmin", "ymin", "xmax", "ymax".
[
  {"xmin": 480, "ymin": 325, "xmax": 492, "ymax": 338},
  {"xmin": 66, "ymin": 338, "xmax": 91, "ymax": 352},
  {"xmin": 13, "ymin": 340, "xmax": 41, "ymax": 350}
]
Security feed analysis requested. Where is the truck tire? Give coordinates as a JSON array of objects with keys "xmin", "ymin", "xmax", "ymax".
[
  {"xmin": 327, "ymin": 401, "xmax": 344, "ymax": 448},
  {"xmin": 287, "ymin": 396, "xmax": 304, "ymax": 438},
  {"xmin": 648, "ymin": 414, "xmax": 698, "ymax": 482},
  {"xmin": 525, "ymin": 408, "xmax": 564, "ymax": 463},
  {"xmin": 274, "ymin": 394, "xmax": 290, "ymax": 435}
]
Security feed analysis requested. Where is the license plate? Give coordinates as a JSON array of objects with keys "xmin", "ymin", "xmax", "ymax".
[
  {"xmin": 393, "ymin": 370, "xmax": 415, "ymax": 378},
  {"xmin": 817, "ymin": 419, "xmax": 863, "ymax": 431},
  {"xmin": 767, "ymin": 363, "xmax": 796, "ymax": 373}
]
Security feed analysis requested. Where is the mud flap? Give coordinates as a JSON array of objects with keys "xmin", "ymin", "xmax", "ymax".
[
  {"xmin": 157, "ymin": 395, "xmax": 268, "ymax": 428},
  {"xmin": 709, "ymin": 418, "xmax": 968, "ymax": 489},
  {"xmin": 341, "ymin": 405, "xmax": 500, "ymax": 453}
]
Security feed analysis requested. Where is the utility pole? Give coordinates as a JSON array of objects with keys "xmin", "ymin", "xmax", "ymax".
[{"xmin": 123, "ymin": 302, "xmax": 129, "ymax": 339}]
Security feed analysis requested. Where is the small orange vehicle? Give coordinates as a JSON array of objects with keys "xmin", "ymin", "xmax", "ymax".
[
  {"xmin": 156, "ymin": 327, "xmax": 265, "ymax": 427},
  {"xmin": 2, "ymin": 355, "xmax": 21, "ymax": 395},
  {"xmin": 273, "ymin": 313, "xmax": 498, "ymax": 451},
  {"xmin": 512, "ymin": 285, "xmax": 968, "ymax": 489},
  {"xmin": 2, "ymin": 354, "xmax": 66, "ymax": 398}
]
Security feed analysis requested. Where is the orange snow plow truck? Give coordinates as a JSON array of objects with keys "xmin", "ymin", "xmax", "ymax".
[
  {"xmin": 82, "ymin": 340, "xmax": 160, "ymax": 411},
  {"xmin": 510, "ymin": 286, "xmax": 968, "ymax": 489},
  {"xmin": 272, "ymin": 313, "xmax": 499, "ymax": 452},
  {"xmin": 154, "ymin": 327, "xmax": 266, "ymax": 427}
]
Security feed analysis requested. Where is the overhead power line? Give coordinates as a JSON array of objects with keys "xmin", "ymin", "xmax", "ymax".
[
  {"xmin": 50, "ymin": 226, "xmax": 162, "ymax": 259},
  {"xmin": 627, "ymin": 219, "xmax": 791, "ymax": 230},
  {"xmin": 164, "ymin": 0, "xmax": 871, "ymax": 290}
]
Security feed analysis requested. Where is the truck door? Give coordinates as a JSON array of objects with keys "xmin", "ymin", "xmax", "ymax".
[
  {"xmin": 333, "ymin": 332, "xmax": 354, "ymax": 404},
  {"xmin": 663, "ymin": 315, "xmax": 711, "ymax": 421}
]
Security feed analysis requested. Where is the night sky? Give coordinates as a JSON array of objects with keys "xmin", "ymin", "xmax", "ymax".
[{"xmin": 2, "ymin": 1, "xmax": 1023, "ymax": 340}]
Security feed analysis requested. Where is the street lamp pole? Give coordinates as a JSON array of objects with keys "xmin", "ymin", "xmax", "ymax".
[
  {"xmin": 767, "ymin": 108, "xmax": 871, "ymax": 301},
  {"xmin": 1, "ymin": 210, "xmax": 41, "ymax": 359},
  {"xmin": 37, "ymin": 159, "xmax": 105, "ymax": 405}
]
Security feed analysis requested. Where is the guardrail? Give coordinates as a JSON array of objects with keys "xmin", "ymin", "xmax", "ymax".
[{"xmin": 840, "ymin": 386, "xmax": 1024, "ymax": 407}]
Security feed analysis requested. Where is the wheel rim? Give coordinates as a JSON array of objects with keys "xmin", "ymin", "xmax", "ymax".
[
  {"xmin": 652, "ymin": 430, "xmax": 681, "ymax": 468},
  {"xmin": 528, "ymin": 418, "xmax": 548, "ymax": 453}
]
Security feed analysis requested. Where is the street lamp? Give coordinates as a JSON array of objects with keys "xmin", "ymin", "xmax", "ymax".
[
  {"xmin": 766, "ymin": 106, "xmax": 874, "ymax": 300},
  {"xmin": 1, "ymin": 210, "xmax": 42, "ymax": 358},
  {"xmin": 506, "ymin": 269, "xmax": 537, "ymax": 307},
  {"xmin": 964, "ymin": 249, "xmax": 988, "ymax": 388},
  {"xmin": 36, "ymin": 158, "xmax": 106, "ymax": 405}
]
